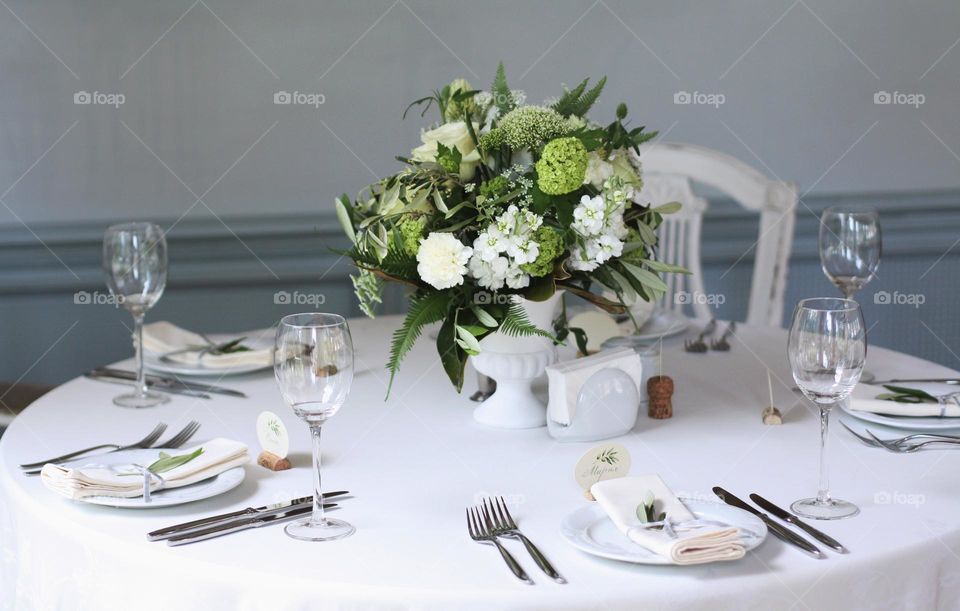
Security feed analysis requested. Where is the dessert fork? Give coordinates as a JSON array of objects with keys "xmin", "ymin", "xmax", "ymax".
[{"xmin": 466, "ymin": 506, "xmax": 533, "ymax": 584}]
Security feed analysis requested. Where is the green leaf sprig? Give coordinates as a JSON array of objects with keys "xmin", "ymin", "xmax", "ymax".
[{"xmin": 876, "ymin": 385, "xmax": 938, "ymax": 404}]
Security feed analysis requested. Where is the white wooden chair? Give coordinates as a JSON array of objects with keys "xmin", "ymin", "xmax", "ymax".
[{"xmin": 636, "ymin": 142, "xmax": 798, "ymax": 327}]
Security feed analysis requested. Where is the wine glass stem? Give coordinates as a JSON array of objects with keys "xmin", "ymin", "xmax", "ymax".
[
  {"xmin": 132, "ymin": 311, "xmax": 147, "ymax": 397},
  {"xmin": 310, "ymin": 424, "xmax": 326, "ymax": 525},
  {"xmin": 816, "ymin": 404, "xmax": 832, "ymax": 505}
]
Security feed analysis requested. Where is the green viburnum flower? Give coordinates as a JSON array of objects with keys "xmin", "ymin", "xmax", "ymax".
[
  {"xmin": 397, "ymin": 217, "xmax": 427, "ymax": 256},
  {"xmin": 536, "ymin": 137, "xmax": 588, "ymax": 195},
  {"xmin": 497, "ymin": 105, "xmax": 568, "ymax": 151},
  {"xmin": 520, "ymin": 227, "xmax": 564, "ymax": 277},
  {"xmin": 478, "ymin": 176, "xmax": 510, "ymax": 200}
]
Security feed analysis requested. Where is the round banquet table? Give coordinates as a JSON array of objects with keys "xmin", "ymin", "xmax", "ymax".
[{"xmin": 3, "ymin": 316, "xmax": 960, "ymax": 611}]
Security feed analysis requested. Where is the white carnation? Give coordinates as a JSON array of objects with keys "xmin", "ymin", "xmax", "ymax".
[
  {"xmin": 584, "ymin": 151, "xmax": 614, "ymax": 188},
  {"xmin": 416, "ymin": 232, "xmax": 473, "ymax": 290}
]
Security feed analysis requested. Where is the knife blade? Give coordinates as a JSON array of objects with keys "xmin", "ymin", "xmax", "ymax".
[
  {"xmin": 148, "ymin": 490, "xmax": 350, "ymax": 541},
  {"xmin": 84, "ymin": 373, "xmax": 210, "ymax": 399},
  {"xmin": 93, "ymin": 367, "xmax": 247, "ymax": 398},
  {"xmin": 749, "ymin": 493, "xmax": 847, "ymax": 553},
  {"xmin": 870, "ymin": 378, "xmax": 960, "ymax": 385},
  {"xmin": 712, "ymin": 487, "xmax": 824, "ymax": 559},
  {"xmin": 166, "ymin": 503, "xmax": 337, "ymax": 546}
]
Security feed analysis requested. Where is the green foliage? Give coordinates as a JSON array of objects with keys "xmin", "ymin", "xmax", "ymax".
[
  {"xmin": 499, "ymin": 304, "xmax": 556, "ymax": 340},
  {"xmin": 491, "ymin": 62, "xmax": 515, "ymax": 116},
  {"xmin": 552, "ymin": 77, "xmax": 606, "ymax": 117},
  {"xmin": 352, "ymin": 269, "xmax": 384, "ymax": 318},
  {"xmin": 520, "ymin": 227, "xmax": 564, "ymax": 277},
  {"xmin": 386, "ymin": 292, "xmax": 452, "ymax": 396}
]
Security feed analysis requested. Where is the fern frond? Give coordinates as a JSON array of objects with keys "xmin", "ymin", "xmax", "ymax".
[
  {"xmin": 552, "ymin": 77, "xmax": 606, "ymax": 117},
  {"xmin": 499, "ymin": 304, "xmax": 555, "ymax": 340},
  {"xmin": 491, "ymin": 62, "xmax": 514, "ymax": 116},
  {"xmin": 386, "ymin": 292, "xmax": 451, "ymax": 396}
]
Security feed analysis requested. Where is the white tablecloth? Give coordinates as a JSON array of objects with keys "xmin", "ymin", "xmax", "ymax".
[{"xmin": 2, "ymin": 317, "xmax": 960, "ymax": 610}]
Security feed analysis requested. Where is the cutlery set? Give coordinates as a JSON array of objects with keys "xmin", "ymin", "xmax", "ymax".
[
  {"xmin": 841, "ymin": 422, "xmax": 960, "ymax": 453},
  {"xmin": 684, "ymin": 320, "xmax": 736, "ymax": 353},
  {"xmin": 713, "ymin": 487, "xmax": 845, "ymax": 559},
  {"xmin": 85, "ymin": 367, "xmax": 246, "ymax": 399},
  {"xmin": 149, "ymin": 491, "xmax": 350, "ymax": 545},
  {"xmin": 467, "ymin": 497, "xmax": 564, "ymax": 584},
  {"xmin": 20, "ymin": 421, "xmax": 201, "ymax": 475}
]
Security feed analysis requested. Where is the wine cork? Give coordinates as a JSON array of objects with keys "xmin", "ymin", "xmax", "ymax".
[
  {"xmin": 762, "ymin": 406, "xmax": 783, "ymax": 425},
  {"xmin": 257, "ymin": 450, "xmax": 292, "ymax": 471},
  {"xmin": 647, "ymin": 375, "xmax": 674, "ymax": 419}
]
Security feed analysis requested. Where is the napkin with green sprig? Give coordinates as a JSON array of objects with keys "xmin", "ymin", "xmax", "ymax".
[
  {"xmin": 591, "ymin": 475, "xmax": 745, "ymax": 565},
  {"xmin": 847, "ymin": 383, "xmax": 960, "ymax": 418},
  {"xmin": 40, "ymin": 438, "xmax": 249, "ymax": 500},
  {"xmin": 142, "ymin": 322, "xmax": 273, "ymax": 369}
]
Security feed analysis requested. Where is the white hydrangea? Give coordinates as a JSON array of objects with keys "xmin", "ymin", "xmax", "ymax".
[
  {"xmin": 416, "ymin": 232, "xmax": 473, "ymax": 290},
  {"xmin": 468, "ymin": 205, "xmax": 544, "ymax": 290}
]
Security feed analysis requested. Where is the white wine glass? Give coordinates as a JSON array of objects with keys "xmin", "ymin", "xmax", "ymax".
[
  {"xmin": 819, "ymin": 206, "xmax": 881, "ymax": 299},
  {"xmin": 103, "ymin": 222, "xmax": 168, "ymax": 408},
  {"xmin": 274, "ymin": 313, "xmax": 355, "ymax": 541},
  {"xmin": 788, "ymin": 297, "xmax": 865, "ymax": 520}
]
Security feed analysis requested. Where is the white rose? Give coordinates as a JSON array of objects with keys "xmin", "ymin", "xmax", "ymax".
[
  {"xmin": 416, "ymin": 232, "xmax": 473, "ymax": 290},
  {"xmin": 411, "ymin": 121, "xmax": 481, "ymax": 181}
]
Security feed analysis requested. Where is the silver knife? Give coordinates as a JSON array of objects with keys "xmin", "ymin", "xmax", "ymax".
[
  {"xmin": 84, "ymin": 373, "xmax": 210, "ymax": 399},
  {"xmin": 749, "ymin": 493, "xmax": 847, "ymax": 553},
  {"xmin": 147, "ymin": 490, "xmax": 349, "ymax": 541},
  {"xmin": 870, "ymin": 378, "xmax": 960, "ymax": 385},
  {"xmin": 166, "ymin": 503, "xmax": 337, "ymax": 545},
  {"xmin": 93, "ymin": 367, "xmax": 247, "ymax": 398},
  {"xmin": 712, "ymin": 487, "xmax": 824, "ymax": 559}
]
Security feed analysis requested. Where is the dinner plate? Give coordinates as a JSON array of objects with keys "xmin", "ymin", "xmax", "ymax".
[
  {"xmin": 620, "ymin": 310, "xmax": 690, "ymax": 342},
  {"xmin": 60, "ymin": 448, "xmax": 246, "ymax": 508},
  {"xmin": 144, "ymin": 330, "xmax": 274, "ymax": 377},
  {"xmin": 560, "ymin": 497, "xmax": 767, "ymax": 565},
  {"xmin": 839, "ymin": 402, "xmax": 960, "ymax": 432}
]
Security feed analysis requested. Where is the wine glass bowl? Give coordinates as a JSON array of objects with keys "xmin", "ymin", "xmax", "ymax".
[
  {"xmin": 788, "ymin": 297, "xmax": 865, "ymax": 520},
  {"xmin": 103, "ymin": 222, "xmax": 168, "ymax": 408},
  {"xmin": 274, "ymin": 313, "xmax": 355, "ymax": 541},
  {"xmin": 819, "ymin": 206, "xmax": 881, "ymax": 299}
]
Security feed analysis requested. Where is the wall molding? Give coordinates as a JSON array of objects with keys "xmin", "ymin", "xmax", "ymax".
[{"xmin": 0, "ymin": 188, "xmax": 958, "ymax": 294}]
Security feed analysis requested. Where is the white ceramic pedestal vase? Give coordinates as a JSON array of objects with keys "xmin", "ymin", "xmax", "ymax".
[{"xmin": 471, "ymin": 292, "xmax": 563, "ymax": 429}]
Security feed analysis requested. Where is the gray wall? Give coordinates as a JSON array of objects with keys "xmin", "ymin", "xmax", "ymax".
[{"xmin": 1, "ymin": 0, "xmax": 959, "ymax": 384}]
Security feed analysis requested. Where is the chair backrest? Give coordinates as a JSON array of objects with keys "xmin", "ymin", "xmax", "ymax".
[{"xmin": 636, "ymin": 142, "xmax": 798, "ymax": 327}]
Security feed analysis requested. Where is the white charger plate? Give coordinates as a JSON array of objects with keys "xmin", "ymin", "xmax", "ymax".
[
  {"xmin": 622, "ymin": 310, "xmax": 690, "ymax": 342},
  {"xmin": 839, "ymin": 402, "xmax": 960, "ymax": 432},
  {"xmin": 144, "ymin": 330, "xmax": 274, "ymax": 377},
  {"xmin": 60, "ymin": 448, "xmax": 245, "ymax": 508},
  {"xmin": 560, "ymin": 498, "xmax": 767, "ymax": 565}
]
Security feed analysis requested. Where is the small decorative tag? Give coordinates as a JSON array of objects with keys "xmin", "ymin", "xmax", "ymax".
[
  {"xmin": 256, "ymin": 411, "xmax": 289, "ymax": 459},
  {"xmin": 575, "ymin": 442, "xmax": 631, "ymax": 500}
]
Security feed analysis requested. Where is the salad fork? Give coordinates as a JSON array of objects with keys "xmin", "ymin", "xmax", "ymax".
[
  {"xmin": 684, "ymin": 319, "xmax": 715, "ymax": 353},
  {"xmin": 20, "ymin": 423, "xmax": 167, "ymax": 470},
  {"xmin": 840, "ymin": 421, "xmax": 960, "ymax": 453},
  {"xmin": 153, "ymin": 421, "xmax": 201, "ymax": 448},
  {"xmin": 484, "ymin": 497, "xmax": 565, "ymax": 583},
  {"xmin": 710, "ymin": 322, "xmax": 736, "ymax": 351},
  {"xmin": 466, "ymin": 506, "xmax": 533, "ymax": 584}
]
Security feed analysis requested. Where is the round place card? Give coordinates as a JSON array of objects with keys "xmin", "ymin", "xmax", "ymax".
[{"xmin": 256, "ymin": 411, "xmax": 290, "ymax": 458}]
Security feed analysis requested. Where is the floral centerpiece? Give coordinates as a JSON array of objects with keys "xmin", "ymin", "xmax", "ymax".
[{"xmin": 335, "ymin": 64, "xmax": 683, "ymax": 397}]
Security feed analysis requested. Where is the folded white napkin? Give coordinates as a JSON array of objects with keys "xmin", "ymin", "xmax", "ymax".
[
  {"xmin": 591, "ymin": 475, "xmax": 745, "ymax": 565},
  {"xmin": 546, "ymin": 348, "xmax": 642, "ymax": 426},
  {"xmin": 847, "ymin": 383, "xmax": 960, "ymax": 418},
  {"xmin": 142, "ymin": 321, "xmax": 273, "ymax": 369},
  {"xmin": 40, "ymin": 438, "xmax": 249, "ymax": 500}
]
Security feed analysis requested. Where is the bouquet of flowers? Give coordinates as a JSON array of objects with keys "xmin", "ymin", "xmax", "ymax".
[{"xmin": 335, "ymin": 63, "xmax": 684, "ymax": 394}]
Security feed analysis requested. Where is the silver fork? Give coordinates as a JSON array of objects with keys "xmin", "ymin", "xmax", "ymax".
[
  {"xmin": 865, "ymin": 429, "xmax": 960, "ymax": 453},
  {"xmin": 710, "ymin": 322, "xmax": 737, "ymax": 351},
  {"xmin": 20, "ymin": 423, "xmax": 168, "ymax": 470},
  {"xmin": 154, "ymin": 421, "xmax": 201, "ymax": 448},
  {"xmin": 466, "ymin": 506, "xmax": 533, "ymax": 584},
  {"xmin": 684, "ymin": 318, "xmax": 716, "ymax": 353},
  {"xmin": 485, "ymin": 497, "xmax": 565, "ymax": 583}
]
